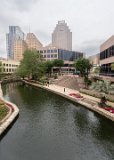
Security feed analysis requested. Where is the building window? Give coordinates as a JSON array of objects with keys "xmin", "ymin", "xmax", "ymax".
[
  {"xmin": 54, "ymin": 49, "xmax": 57, "ymax": 53},
  {"xmin": 47, "ymin": 50, "xmax": 50, "ymax": 53},
  {"xmin": 47, "ymin": 55, "xmax": 50, "ymax": 58}
]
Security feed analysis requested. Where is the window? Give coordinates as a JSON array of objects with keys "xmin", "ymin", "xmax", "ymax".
[
  {"xmin": 47, "ymin": 54, "xmax": 50, "ymax": 58},
  {"xmin": 54, "ymin": 49, "xmax": 57, "ymax": 53}
]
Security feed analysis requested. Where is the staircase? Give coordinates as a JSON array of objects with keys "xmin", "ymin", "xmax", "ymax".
[{"xmin": 52, "ymin": 75, "xmax": 80, "ymax": 90}]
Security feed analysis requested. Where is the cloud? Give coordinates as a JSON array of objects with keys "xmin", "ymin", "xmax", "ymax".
[
  {"xmin": 4, "ymin": 0, "xmax": 39, "ymax": 11},
  {"xmin": 74, "ymin": 39, "xmax": 105, "ymax": 56},
  {"xmin": 0, "ymin": 0, "xmax": 114, "ymax": 58}
]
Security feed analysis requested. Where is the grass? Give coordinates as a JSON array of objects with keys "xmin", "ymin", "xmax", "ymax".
[{"xmin": 0, "ymin": 100, "xmax": 9, "ymax": 121}]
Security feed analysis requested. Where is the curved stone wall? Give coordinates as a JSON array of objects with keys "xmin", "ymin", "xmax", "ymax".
[{"xmin": 0, "ymin": 83, "xmax": 19, "ymax": 136}]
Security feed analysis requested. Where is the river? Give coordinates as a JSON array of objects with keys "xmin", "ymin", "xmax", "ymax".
[{"xmin": 0, "ymin": 83, "xmax": 114, "ymax": 160}]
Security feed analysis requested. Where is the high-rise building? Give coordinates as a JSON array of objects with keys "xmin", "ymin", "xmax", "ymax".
[
  {"xmin": 14, "ymin": 39, "xmax": 28, "ymax": 61},
  {"xmin": 52, "ymin": 20, "xmax": 72, "ymax": 51},
  {"xmin": 6, "ymin": 26, "xmax": 24, "ymax": 60},
  {"xmin": 26, "ymin": 33, "xmax": 43, "ymax": 50}
]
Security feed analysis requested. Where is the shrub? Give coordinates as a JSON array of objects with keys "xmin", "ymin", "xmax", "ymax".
[{"xmin": 80, "ymin": 88, "xmax": 114, "ymax": 102}]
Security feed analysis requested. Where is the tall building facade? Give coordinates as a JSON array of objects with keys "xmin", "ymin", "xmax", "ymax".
[
  {"xmin": 52, "ymin": 20, "xmax": 72, "ymax": 51},
  {"xmin": 6, "ymin": 26, "xmax": 24, "ymax": 60},
  {"xmin": 37, "ymin": 46, "xmax": 83, "ymax": 62},
  {"xmin": 100, "ymin": 35, "xmax": 114, "ymax": 76},
  {"xmin": 26, "ymin": 33, "xmax": 43, "ymax": 50},
  {"xmin": 14, "ymin": 39, "xmax": 28, "ymax": 61}
]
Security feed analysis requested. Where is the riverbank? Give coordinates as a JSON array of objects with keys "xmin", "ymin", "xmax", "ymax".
[
  {"xmin": 0, "ymin": 83, "xmax": 19, "ymax": 135},
  {"xmin": 23, "ymin": 80, "xmax": 114, "ymax": 122}
]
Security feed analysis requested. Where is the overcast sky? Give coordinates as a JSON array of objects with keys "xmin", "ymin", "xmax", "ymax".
[{"xmin": 0, "ymin": 0, "xmax": 114, "ymax": 57}]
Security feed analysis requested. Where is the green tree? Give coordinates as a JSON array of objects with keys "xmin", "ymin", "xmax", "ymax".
[
  {"xmin": 17, "ymin": 50, "xmax": 44, "ymax": 80},
  {"xmin": 44, "ymin": 60, "xmax": 54, "ymax": 77},
  {"xmin": 53, "ymin": 59, "xmax": 64, "ymax": 74},
  {"xmin": 74, "ymin": 58, "xmax": 92, "ymax": 78}
]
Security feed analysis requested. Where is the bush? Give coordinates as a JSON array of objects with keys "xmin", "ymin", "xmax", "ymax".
[{"xmin": 80, "ymin": 88, "xmax": 114, "ymax": 102}]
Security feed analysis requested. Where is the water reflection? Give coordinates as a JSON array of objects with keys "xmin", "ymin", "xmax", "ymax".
[{"xmin": 0, "ymin": 82, "xmax": 114, "ymax": 160}]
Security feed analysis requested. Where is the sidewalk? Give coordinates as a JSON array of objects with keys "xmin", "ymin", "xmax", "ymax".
[{"xmin": 24, "ymin": 80, "xmax": 114, "ymax": 122}]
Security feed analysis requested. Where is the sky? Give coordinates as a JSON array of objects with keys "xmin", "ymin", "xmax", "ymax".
[{"xmin": 0, "ymin": 0, "xmax": 114, "ymax": 58}]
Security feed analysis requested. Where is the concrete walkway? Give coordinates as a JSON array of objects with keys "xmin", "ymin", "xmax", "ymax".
[{"xmin": 24, "ymin": 80, "xmax": 114, "ymax": 122}]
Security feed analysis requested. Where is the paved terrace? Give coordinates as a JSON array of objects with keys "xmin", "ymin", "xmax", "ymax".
[{"xmin": 24, "ymin": 80, "xmax": 114, "ymax": 122}]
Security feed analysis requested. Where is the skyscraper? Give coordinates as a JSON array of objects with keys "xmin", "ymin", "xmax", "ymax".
[
  {"xmin": 14, "ymin": 39, "xmax": 28, "ymax": 61},
  {"xmin": 6, "ymin": 26, "xmax": 24, "ymax": 59},
  {"xmin": 52, "ymin": 20, "xmax": 72, "ymax": 51},
  {"xmin": 26, "ymin": 33, "xmax": 43, "ymax": 50}
]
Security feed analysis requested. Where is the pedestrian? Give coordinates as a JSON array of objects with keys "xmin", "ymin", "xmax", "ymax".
[
  {"xmin": 47, "ymin": 80, "xmax": 49, "ymax": 87},
  {"xmin": 64, "ymin": 87, "xmax": 65, "ymax": 92}
]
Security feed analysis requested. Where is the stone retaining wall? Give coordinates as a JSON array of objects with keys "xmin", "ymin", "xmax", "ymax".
[
  {"xmin": 0, "ymin": 84, "xmax": 19, "ymax": 136},
  {"xmin": 23, "ymin": 80, "xmax": 114, "ymax": 122}
]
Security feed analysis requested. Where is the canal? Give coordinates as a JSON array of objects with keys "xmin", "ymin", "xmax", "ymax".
[{"xmin": 0, "ymin": 83, "xmax": 114, "ymax": 160}]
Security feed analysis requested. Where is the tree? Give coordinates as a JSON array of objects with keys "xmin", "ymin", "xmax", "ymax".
[
  {"xmin": 74, "ymin": 58, "xmax": 92, "ymax": 78},
  {"xmin": 17, "ymin": 50, "xmax": 44, "ymax": 80},
  {"xmin": 53, "ymin": 59, "xmax": 64, "ymax": 74},
  {"xmin": 44, "ymin": 60, "xmax": 54, "ymax": 77}
]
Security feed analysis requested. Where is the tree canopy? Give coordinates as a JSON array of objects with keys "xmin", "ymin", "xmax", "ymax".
[
  {"xmin": 17, "ymin": 50, "xmax": 45, "ymax": 80},
  {"xmin": 53, "ymin": 59, "xmax": 64, "ymax": 74},
  {"xmin": 53, "ymin": 59, "xmax": 64, "ymax": 67},
  {"xmin": 44, "ymin": 60, "xmax": 54, "ymax": 77},
  {"xmin": 74, "ymin": 58, "xmax": 92, "ymax": 77}
]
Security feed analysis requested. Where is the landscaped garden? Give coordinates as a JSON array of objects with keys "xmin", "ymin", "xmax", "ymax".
[{"xmin": 0, "ymin": 100, "xmax": 9, "ymax": 122}]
